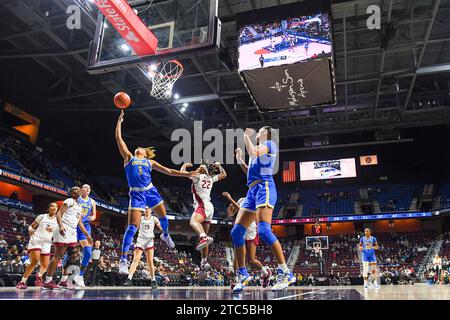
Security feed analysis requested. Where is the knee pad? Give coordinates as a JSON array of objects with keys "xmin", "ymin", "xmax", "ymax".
[
  {"xmin": 257, "ymin": 222, "xmax": 277, "ymax": 246},
  {"xmin": 231, "ymin": 224, "xmax": 246, "ymax": 248}
]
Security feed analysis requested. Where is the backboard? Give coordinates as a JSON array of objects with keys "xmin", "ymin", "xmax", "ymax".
[
  {"xmin": 305, "ymin": 236, "xmax": 329, "ymax": 250},
  {"xmin": 87, "ymin": 0, "xmax": 220, "ymax": 74}
]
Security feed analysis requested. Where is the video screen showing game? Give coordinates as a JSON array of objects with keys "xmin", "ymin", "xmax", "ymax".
[
  {"xmin": 238, "ymin": 13, "xmax": 332, "ymax": 71},
  {"xmin": 300, "ymin": 158, "xmax": 356, "ymax": 181}
]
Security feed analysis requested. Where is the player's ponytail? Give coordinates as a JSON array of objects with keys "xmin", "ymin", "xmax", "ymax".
[{"xmin": 144, "ymin": 147, "xmax": 156, "ymax": 159}]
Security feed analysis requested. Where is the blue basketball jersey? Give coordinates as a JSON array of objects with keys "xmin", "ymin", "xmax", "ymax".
[
  {"xmin": 125, "ymin": 156, "xmax": 152, "ymax": 189},
  {"xmin": 360, "ymin": 236, "xmax": 377, "ymax": 255},
  {"xmin": 78, "ymin": 196, "xmax": 93, "ymax": 224},
  {"xmin": 247, "ymin": 140, "xmax": 277, "ymax": 186}
]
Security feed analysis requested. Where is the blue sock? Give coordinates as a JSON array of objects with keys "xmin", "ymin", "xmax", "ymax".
[
  {"xmin": 121, "ymin": 224, "xmax": 138, "ymax": 260},
  {"xmin": 159, "ymin": 216, "xmax": 169, "ymax": 237},
  {"xmin": 239, "ymin": 267, "xmax": 249, "ymax": 276},
  {"xmin": 61, "ymin": 253, "xmax": 69, "ymax": 269},
  {"xmin": 79, "ymin": 246, "xmax": 92, "ymax": 276}
]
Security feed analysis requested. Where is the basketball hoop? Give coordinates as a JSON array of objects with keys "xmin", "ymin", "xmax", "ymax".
[{"xmin": 145, "ymin": 60, "xmax": 183, "ymax": 100}]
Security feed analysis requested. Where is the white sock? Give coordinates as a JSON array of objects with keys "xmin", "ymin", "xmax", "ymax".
[
  {"xmin": 21, "ymin": 277, "xmax": 28, "ymax": 283},
  {"xmin": 364, "ymin": 279, "xmax": 368, "ymax": 284},
  {"xmin": 61, "ymin": 275, "xmax": 68, "ymax": 282},
  {"xmin": 152, "ymin": 277, "xmax": 156, "ymax": 282},
  {"xmin": 278, "ymin": 263, "xmax": 289, "ymax": 273},
  {"xmin": 45, "ymin": 276, "xmax": 52, "ymax": 283},
  {"xmin": 199, "ymin": 233, "xmax": 207, "ymax": 239},
  {"xmin": 128, "ymin": 275, "xmax": 133, "ymax": 280},
  {"xmin": 260, "ymin": 266, "xmax": 269, "ymax": 276},
  {"xmin": 201, "ymin": 258, "xmax": 207, "ymax": 264}
]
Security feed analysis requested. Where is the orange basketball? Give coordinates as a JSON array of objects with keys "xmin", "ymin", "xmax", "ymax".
[{"xmin": 114, "ymin": 92, "xmax": 131, "ymax": 109}]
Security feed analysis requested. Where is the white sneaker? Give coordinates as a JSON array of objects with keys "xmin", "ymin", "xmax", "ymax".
[
  {"xmin": 119, "ymin": 259, "xmax": 129, "ymax": 275},
  {"xmin": 160, "ymin": 234, "xmax": 175, "ymax": 249},
  {"xmin": 271, "ymin": 269, "xmax": 289, "ymax": 291},
  {"xmin": 364, "ymin": 283, "xmax": 369, "ymax": 289},
  {"xmin": 232, "ymin": 274, "xmax": 252, "ymax": 293},
  {"xmin": 373, "ymin": 283, "xmax": 380, "ymax": 289},
  {"xmin": 73, "ymin": 274, "xmax": 85, "ymax": 288},
  {"xmin": 201, "ymin": 262, "xmax": 211, "ymax": 271}
]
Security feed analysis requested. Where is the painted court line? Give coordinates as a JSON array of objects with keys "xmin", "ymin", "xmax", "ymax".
[{"xmin": 271, "ymin": 288, "xmax": 329, "ymax": 300}]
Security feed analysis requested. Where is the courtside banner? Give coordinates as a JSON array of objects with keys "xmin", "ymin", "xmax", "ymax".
[
  {"xmin": 94, "ymin": 0, "xmax": 158, "ymax": 56},
  {"xmin": 0, "ymin": 167, "xmax": 126, "ymax": 214},
  {"xmin": 0, "ymin": 195, "xmax": 34, "ymax": 211}
]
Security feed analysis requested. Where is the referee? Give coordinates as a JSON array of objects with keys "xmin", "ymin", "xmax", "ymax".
[{"xmin": 88, "ymin": 240, "xmax": 102, "ymax": 286}]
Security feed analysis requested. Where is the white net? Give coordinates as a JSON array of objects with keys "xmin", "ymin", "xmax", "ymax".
[{"xmin": 146, "ymin": 60, "xmax": 183, "ymax": 100}]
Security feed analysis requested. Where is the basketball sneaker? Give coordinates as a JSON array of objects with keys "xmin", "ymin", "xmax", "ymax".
[
  {"xmin": 119, "ymin": 259, "xmax": 129, "ymax": 275},
  {"xmin": 260, "ymin": 268, "xmax": 272, "ymax": 288},
  {"xmin": 201, "ymin": 261, "xmax": 211, "ymax": 271},
  {"xmin": 364, "ymin": 282, "xmax": 369, "ymax": 289},
  {"xmin": 41, "ymin": 281, "xmax": 61, "ymax": 290},
  {"xmin": 271, "ymin": 269, "xmax": 289, "ymax": 291},
  {"xmin": 373, "ymin": 283, "xmax": 380, "ymax": 289},
  {"xmin": 16, "ymin": 282, "xmax": 27, "ymax": 289},
  {"xmin": 58, "ymin": 280, "xmax": 75, "ymax": 290},
  {"xmin": 196, "ymin": 236, "xmax": 214, "ymax": 251},
  {"xmin": 160, "ymin": 233, "xmax": 175, "ymax": 249},
  {"xmin": 123, "ymin": 278, "xmax": 133, "ymax": 286},
  {"xmin": 34, "ymin": 274, "xmax": 43, "ymax": 287},
  {"xmin": 151, "ymin": 280, "xmax": 158, "ymax": 290},
  {"xmin": 232, "ymin": 273, "xmax": 252, "ymax": 293},
  {"xmin": 73, "ymin": 274, "xmax": 86, "ymax": 288},
  {"xmin": 287, "ymin": 272, "xmax": 296, "ymax": 286}
]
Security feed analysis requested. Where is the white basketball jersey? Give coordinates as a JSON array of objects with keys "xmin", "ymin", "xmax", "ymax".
[
  {"xmin": 138, "ymin": 215, "xmax": 158, "ymax": 239},
  {"xmin": 32, "ymin": 214, "xmax": 58, "ymax": 242},
  {"xmin": 191, "ymin": 174, "xmax": 218, "ymax": 204},
  {"xmin": 62, "ymin": 198, "xmax": 82, "ymax": 229}
]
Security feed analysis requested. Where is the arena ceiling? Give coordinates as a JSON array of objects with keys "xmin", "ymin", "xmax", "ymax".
[{"xmin": 1, "ymin": 0, "xmax": 450, "ymax": 145}]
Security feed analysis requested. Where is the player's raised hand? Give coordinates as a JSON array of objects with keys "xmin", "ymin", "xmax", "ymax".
[
  {"xmin": 244, "ymin": 128, "xmax": 255, "ymax": 137},
  {"xmin": 118, "ymin": 110, "xmax": 125, "ymax": 123},
  {"xmin": 222, "ymin": 191, "xmax": 230, "ymax": 198},
  {"xmin": 235, "ymin": 147, "xmax": 243, "ymax": 158}
]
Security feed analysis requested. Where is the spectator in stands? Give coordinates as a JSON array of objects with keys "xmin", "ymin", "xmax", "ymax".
[
  {"xmin": 9, "ymin": 191, "xmax": 19, "ymax": 200},
  {"xmin": 0, "ymin": 235, "xmax": 7, "ymax": 247}
]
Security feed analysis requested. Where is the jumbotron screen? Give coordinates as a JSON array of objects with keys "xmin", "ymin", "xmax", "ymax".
[
  {"xmin": 238, "ymin": 13, "xmax": 333, "ymax": 72},
  {"xmin": 299, "ymin": 158, "xmax": 357, "ymax": 181}
]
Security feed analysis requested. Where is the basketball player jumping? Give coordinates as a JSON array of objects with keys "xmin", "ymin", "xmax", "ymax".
[
  {"xmin": 124, "ymin": 207, "xmax": 162, "ymax": 288},
  {"xmin": 223, "ymin": 191, "xmax": 271, "ymax": 289},
  {"xmin": 231, "ymin": 127, "xmax": 295, "ymax": 292},
  {"xmin": 115, "ymin": 110, "xmax": 197, "ymax": 275},
  {"xmin": 181, "ymin": 161, "xmax": 227, "ymax": 270},
  {"xmin": 359, "ymin": 228, "xmax": 380, "ymax": 289},
  {"xmin": 16, "ymin": 203, "xmax": 59, "ymax": 289}
]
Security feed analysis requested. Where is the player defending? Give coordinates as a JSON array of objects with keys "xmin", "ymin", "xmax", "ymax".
[
  {"xmin": 115, "ymin": 110, "xmax": 197, "ymax": 275},
  {"xmin": 72, "ymin": 184, "xmax": 96, "ymax": 287},
  {"xmin": 42, "ymin": 187, "xmax": 93, "ymax": 290},
  {"xmin": 359, "ymin": 228, "xmax": 380, "ymax": 289},
  {"xmin": 231, "ymin": 127, "xmax": 295, "ymax": 292},
  {"xmin": 181, "ymin": 161, "xmax": 227, "ymax": 270},
  {"xmin": 223, "ymin": 191, "xmax": 271, "ymax": 289},
  {"xmin": 124, "ymin": 207, "xmax": 161, "ymax": 288},
  {"xmin": 16, "ymin": 203, "xmax": 59, "ymax": 289}
]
